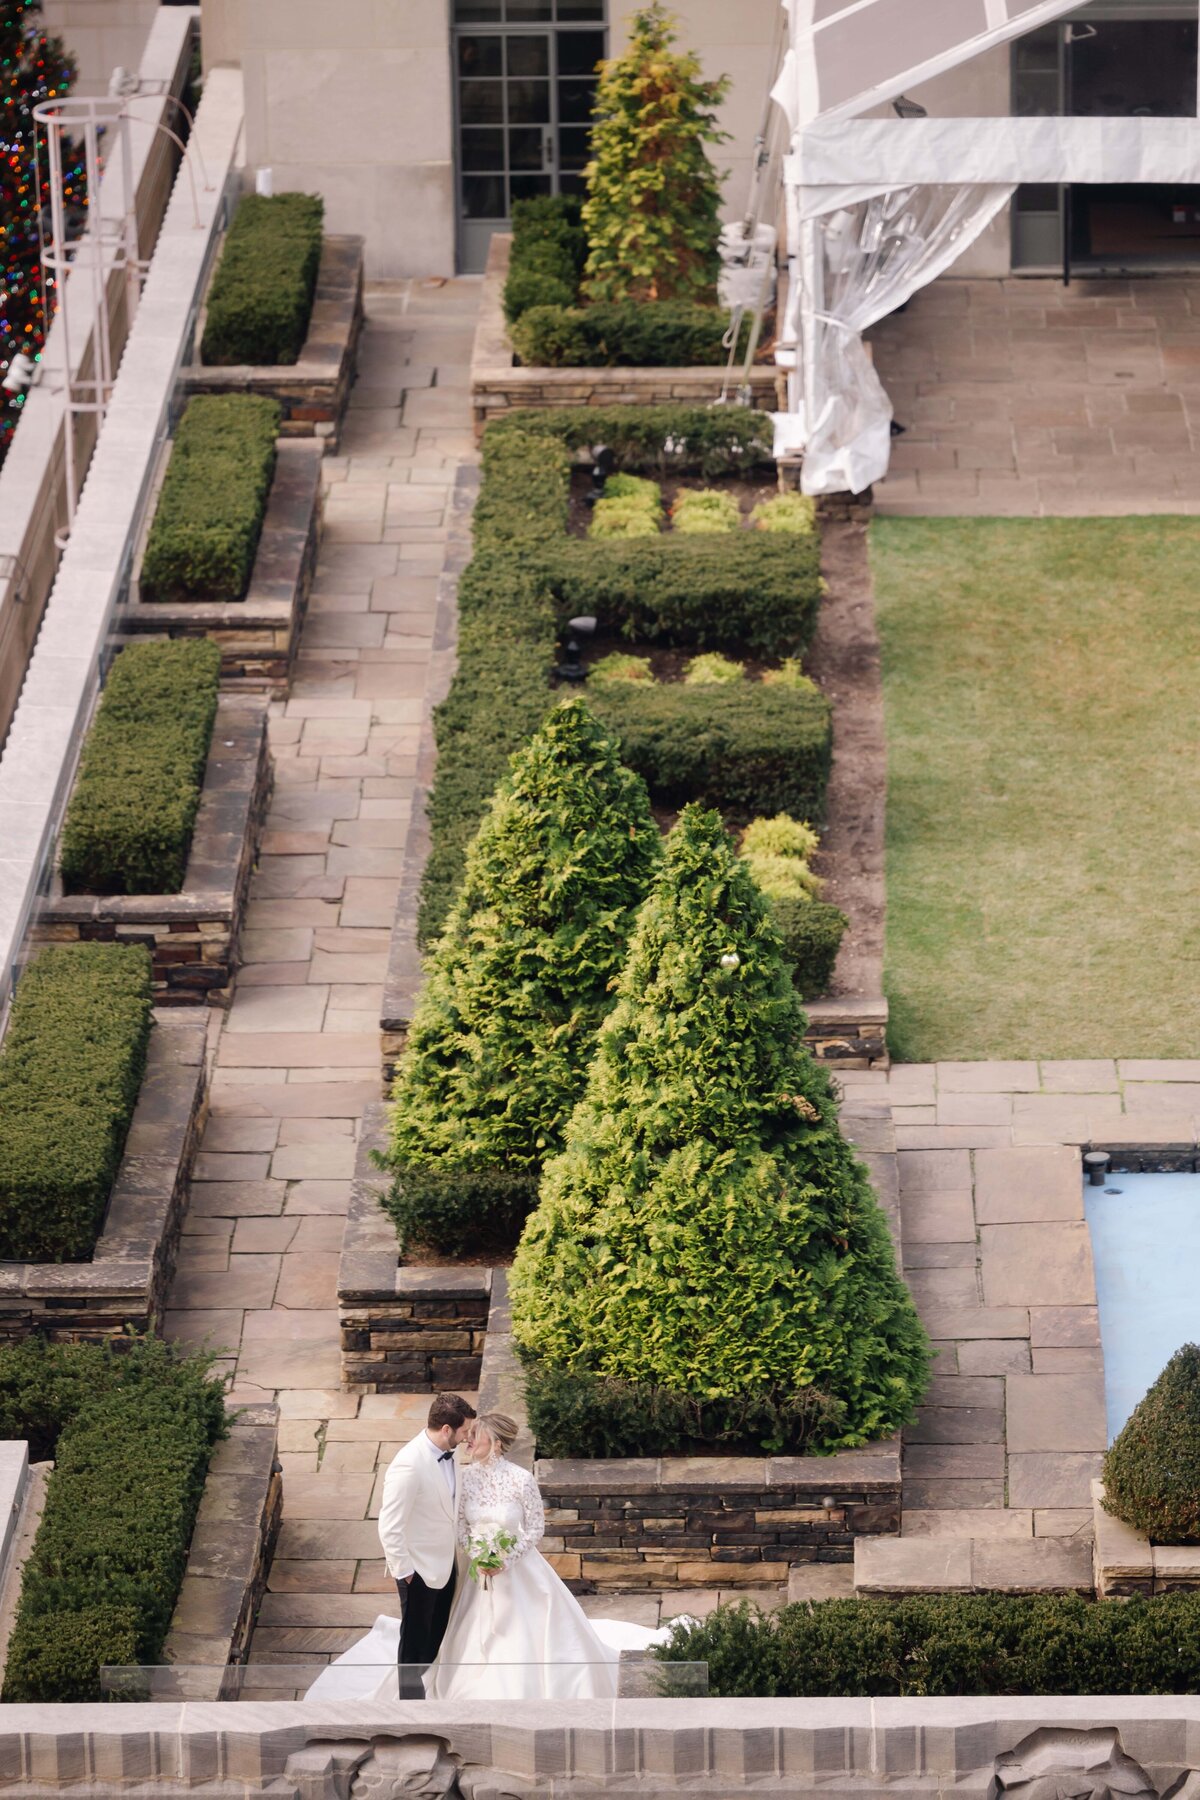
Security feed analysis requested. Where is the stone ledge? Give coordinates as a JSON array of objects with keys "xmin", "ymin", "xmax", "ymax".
[
  {"xmin": 33, "ymin": 694, "xmax": 271, "ymax": 1005},
  {"xmin": 1092, "ymin": 1478, "xmax": 1200, "ymax": 1598},
  {"xmin": 121, "ymin": 439, "xmax": 324, "ymax": 691},
  {"xmin": 0, "ymin": 1013, "xmax": 207, "ymax": 1340},
  {"xmin": 470, "ymin": 234, "xmax": 780, "ymax": 437},
  {"xmin": 184, "ymin": 235, "xmax": 365, "ymax": 451},
  {"xmin": 855, "ymin": 1532, "xmax": 1094, "ymax": 1596},
  {"xmin": 162, "ymin": 1404, "xmax": 282, "ymax": 1693}
]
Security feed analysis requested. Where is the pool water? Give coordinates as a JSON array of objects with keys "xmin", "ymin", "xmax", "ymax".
[{"xmin": 1084, "ymin": 1170, "xmax": 1200, "ymax": 1443}]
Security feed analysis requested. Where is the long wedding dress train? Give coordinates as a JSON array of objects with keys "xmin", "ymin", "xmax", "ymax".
[{"xmin": 306, "ymin": 1457, "xmax": 673, "ymax": 1703}]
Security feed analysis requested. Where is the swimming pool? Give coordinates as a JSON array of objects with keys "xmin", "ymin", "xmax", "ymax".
[{"xmin": 1084, "ymin": 1169, "xmax": 1200, "ymax": 1444}]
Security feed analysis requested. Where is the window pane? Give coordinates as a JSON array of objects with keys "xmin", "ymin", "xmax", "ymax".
[
  {"xmin": 460, "ymin": 79, "xmax": 505, "ymax": 123},
  {"xmin": 460, "ymin": 126, "xmax": 505, "ymax": 171},
  {"xmin": 556, "ymin": 0, "xmax": 604, "ymax": 18},
  {"xmin": 510, "ymin": 174, "xmax": 552, "ymax": 202},
  {"xmin": 453, "ymin": 0, "xmax": 501, "ymax": 18},
  {"xmin": 557, "ymin": 29, "xmax": 604, "ymax": 75},
  {"xmin": 462, "ymin": 174, "xmax": 507, "ymax": 217},
  {"xmin": 507, "ymin": 34, "xmax": 549, "ymax": 77},
  {"xmin": 507, "ymin": 0, "xmax": 552, "ymax": 17},
  {"xmin": 558, "ymin": 170, "xmax": 587, "ymax": 196},
  {"xmin": 509, "ymin": 125, "xmax": 545, "ymax": 169},
  {"xmin": 458, "ymin": 34, "xmax": 503, "ymax": 76},
  {"xmin": 558, "ymin": 125, "xmax": 590, "ymax": 168},
  {"xmin": 557, "ymin": 76, "xmax": 595, "ymax": 122},
  {"xmin": 508, "ymin": 77, "xmax": 551, "ymax": 121}
]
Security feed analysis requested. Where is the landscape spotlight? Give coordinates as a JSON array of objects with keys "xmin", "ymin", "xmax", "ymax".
[
  {"xmin": 556, "ymin": 614, "xmax": 596, "ymax": 682},
  {"xmin": 585, "ymin": 444, "xmax": 617, "ymax": 504},
  {"xmin": 1083, "ymin": 1150, "xmax": 1111, "ymax": 1187}
]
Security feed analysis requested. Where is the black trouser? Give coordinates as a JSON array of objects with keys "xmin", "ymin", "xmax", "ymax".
[{"xmin": 397, "ymin": 1567, "xmax": 456, "ymax": 1697}]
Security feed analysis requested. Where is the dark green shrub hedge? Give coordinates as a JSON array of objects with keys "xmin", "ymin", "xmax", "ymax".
[
  {"xmin": 199, "ymin": 191, "xmax": 324, "ymax": 366},
  {"xmin": 59, "ymin": 639, "xmax": 221, "ymax": 896},
  {"xmin": 590, "ymin": 679, "xmax": 832, "ymax": 823},
  {"xmin": 657, "ymin": 1593, "xmax": 1200, "ymax": 1698},
  {"xmin": 488, "ymin": 402, "xmax": 774, "ymax": 476},
  {"xmin": 511, "ymin": 299, "xmax": 752, "ymax": 369},
  {"xmin": 0, "ymin": 944, "xmax": 153, "ymax": 1262},
  {"xmin": 773, "ymin": 896, "xmax": 849, "ymax": 1000},
  {"xmin": 0, "ymin": 1337, "xmax": 225, "ymax": 1703},
  {"xmin": 140, "ymin": 393, "xmax": 281, "ymax": 602},
  {"xmin": 1103, "ymin": 1343, "xmax": 1200, "ymax": 1542},
  {"xmin": 525, "ymin": 1363, "xmax": 845, "ymax": 1459},
  {"xmin": 502, "ymin": 196, "xmax": 585, "ymax": 324},
  {"xmin": 539, "ymin": 536, "xmax": 821, "ymax": 656}
]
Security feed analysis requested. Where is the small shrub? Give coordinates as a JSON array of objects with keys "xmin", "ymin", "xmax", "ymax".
[
  {"xmin": 741, "ymin": 814, "xmax": 820, "ymax": 864},
  {"xmin": 590, "ymin": 679, "xmax": 832, "ymax": 822},
  {"xmin": 772, "ymin": 896, "xmax": 848, "ymax": 1000},
  {"xmin": 582, "ymin": 4, "xmax": 728, "ymax": 304},
  {"xmin": 200, "ymin": 191, "xmax": 324, "ymax": 366},
  {"xmin": 589, "ymin": 497, "xmax": 660, "ymax": 540},
  {"xmin": 587, "ymin": 652, "xmax": 654, "ymax": 689},
  {"xmin": 385, "ymin": 700, "xmax": 660, "ymax": 1257},
  {"xmin": 59, "ymin": 639, "xmax": 221, "ymax": 895},
  {"xmin": 656, "ymin": 1593, "xmax": 1200, "ymax": 1698},
  {"xmin": 604, "ymin": 473, "xmax": 662, "ymax": 506},
  {"xmin": 0, "ymin": 1337, "xmax": 225, "ymax": 1703},
  {"xmin": 511, "ymin": 300, "xmax": 749, "ymax": 370},
  {"xmin": 1104, "ymin": 1344, "xmax": 1200, "ymax": 1542},
  {"xmin": 751, "ymin": 491, "xmax": 817, "ymax": 536},
  {"xmin": 0, "ymin": 944, "xmax": 153, "ymax": 1262},
  {"xmin": 671, "ymin": 488, "xmax": 739, "ymax": 535},
  {"xmin": 740, "ymin": 814, "xmax": 844, "ymax": 997},
  {"xmin": 503, "ymin": 266, "xmax": 576, "ymax": 324},
  {"xmin": 683, "ymin": 651, "xmax": 744, "ymax": 685},
  {"xmin": 503, "ymin": 195, "xmax": 586, "ymax": 324},
  {"xmin": 762, "ymin": 657, "xmax": 821, "ymax": 695},
  {"xmin": 488, "ymin": 403, "xmax": 774, "ymax": 477},
  {"xmin": 140, "ymin": 393, "xmax": 281, "ymax": 602}
]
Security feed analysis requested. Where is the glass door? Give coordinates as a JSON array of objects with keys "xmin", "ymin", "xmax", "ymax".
[{"xmin": 453, "ymin": 1, "xmax": 606, "ymax": 274}]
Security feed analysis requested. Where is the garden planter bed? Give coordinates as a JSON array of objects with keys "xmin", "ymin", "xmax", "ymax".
[
  {"xmin": 123, "ymin": 440, "xmax": 323, "ymax": 691},
  {"xmin": 0, "ymin": 1013, "xmax": 206, "ymax": 1342},
  {"xmin": 33, "ymin": 694, "xmax": 271, "ymax": 1005},
  {"xmin": 470, "ymin": 235, "xmax": 779, "ymax": 437},
  {"xmin": 1093, "ymin": 1479, "xmax": 1200, "ymax": 1600},
  {"xmin": 185, "ymin": 235, "xmax": 365, "ymax": 451},
  {"xmin": 162, "ymin": 1402, "xmax": 282, "ymax": 1688}
]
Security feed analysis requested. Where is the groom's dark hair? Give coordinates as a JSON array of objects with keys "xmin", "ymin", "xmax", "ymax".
[{"xmin": 428, "ymin": 1393, "xmax": 477, "ymax": 1431}]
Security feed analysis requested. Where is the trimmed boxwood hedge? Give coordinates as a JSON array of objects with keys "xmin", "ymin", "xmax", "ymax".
[
  {"xmin": 0, "ymin": 1336, "xmax": 225, "ymax": 1703},
  {"xmin": 773, "ymin": 895, "xmax": 849, "ymax": 1000},
  {"xmin": 512, "ymin": 299, "xmax": 752, "ymax": 369},
  {"xmin": 418, "ymin": 407, "xmax": 818, "ymax": 946},
  {"xmin": 502, "ymin": 194, "xmax": 585, "ymax": 326},
  {"xmin": 199, "ymin": 191, "xmax": 324, "ymax": 366},
  {"xmin": 1103, "ymin": 1343, "xmax": 1200, "ymax": 1542},
  {"xmin": 657, "ymin": 1593, "xmax": 1200, "ymax": 1697},
  {"xmin": 59, "ymin": 639, "xmax": 221, "ymax": 896},
  {"xmin": 589, "ymin": 679, "xmax": 832, "ymax": 823},
  {"xmin": 140, "ymin": 393, "xmax": 281, "ymax": 602},
  {"xmin": 0, "ymin": 943, "xmax": 153, "ymax": 1262}
]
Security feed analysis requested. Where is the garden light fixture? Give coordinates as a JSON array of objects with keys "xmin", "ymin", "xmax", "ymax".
[
  {"xmin": 556, "ymin": 614, "xmax": 596, "ymax": 683},
  {"xmin": 585, "ymin": 444, "xmax": 617, "ymax": 504},
  {"xmin": 1084, "ymin": 1150, "xmax": 1111, "ymax": 1187}
]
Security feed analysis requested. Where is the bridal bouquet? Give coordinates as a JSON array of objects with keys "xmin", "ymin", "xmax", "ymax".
[{"xmin": 466, "ymin": 1526, "xmax": 518, "ymax": 1589}]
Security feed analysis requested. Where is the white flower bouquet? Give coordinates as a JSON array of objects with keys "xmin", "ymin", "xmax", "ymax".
[{"xmin": 466, "ymin": 1525, "xmax": 518, "ymax": 1589}]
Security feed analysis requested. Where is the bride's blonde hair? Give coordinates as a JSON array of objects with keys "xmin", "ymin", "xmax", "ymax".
[{"xmin": 473, "ymin": 1411, "xmax": 519, "ymax": 1455}]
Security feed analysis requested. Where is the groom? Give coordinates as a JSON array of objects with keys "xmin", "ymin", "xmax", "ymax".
[{"xmin": 378, "ymin": 1392, "xmax": 477, "ymax": 1695}]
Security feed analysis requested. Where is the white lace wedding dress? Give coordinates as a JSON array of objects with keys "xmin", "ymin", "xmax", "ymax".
[{"xmin": 306, "ymin": 1455, "xmax": 673, "ymax": 1704}]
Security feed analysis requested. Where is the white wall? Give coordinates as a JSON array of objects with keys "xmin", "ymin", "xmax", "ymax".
[
  {"xmin": 41, "ymin": 0, "xmax": 161, "ymax": 98},
  {"xmin": 200, "ymin": 0, "xmax": 455, "ymax": 279}
]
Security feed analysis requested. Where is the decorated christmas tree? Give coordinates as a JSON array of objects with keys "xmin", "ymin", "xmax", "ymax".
[
  {"xmin": 384, "ymin": 699, "xmax": 661, "ymax": 1256},
  {"xmin": 1, "ymin": 0, "xmax": 82, "ymax": 467},
  {"xmin": 511, "ymin": 806, "xmax": 930, "ymax": 1457},
  {"xmin": 581, "ymin": 4, "xmax": 727, "ymax": 305}
]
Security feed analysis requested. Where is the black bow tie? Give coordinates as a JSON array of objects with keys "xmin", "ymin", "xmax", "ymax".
[{"xmin": 438, "ymin": 1450, "xmax": 454, "ymax": 1462}]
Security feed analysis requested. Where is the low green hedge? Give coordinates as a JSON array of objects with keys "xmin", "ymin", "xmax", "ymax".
[
  {"xmin": 417, "ymin": 408, "xmax": 817, "ymax": 945},
  {"xmin": 512, "ymin": 300, "xmax": 752, "ymax": 369},
  {"xmin": 590, "ymin": 680, "xmax": 832, "ymax": 823},
  {"xmin": 525, "ymin": 1363, "xmax": 844, "ymax": 1459},
  {"xmin": 0, "ymin": 944, "xmax": 153, "ymax": 1262},
  {"xmin": 200, "ymin": 191, "xmax": 324, "ymax": 366},
  {"xmin": 140, "ymin": 393, "xmax": 281, "ymax": 602},
  {"xmin": 60, "ymin": 639, "xmax": 221, "ymax": 896},
  {"xmin": 657, "ymin": 1593, "xmax": 1200, "ymax": 1697},
  {"xmin": 772, "ymin": 895, "xmax": 848, "ymax": 1000},
  {"xmin": 0, "ymin": 1337, "xmax": 225, "ymax": 1703},
  {"xmin": 502, "ymin": 195, "xmax": 585, "ymax": 325}
]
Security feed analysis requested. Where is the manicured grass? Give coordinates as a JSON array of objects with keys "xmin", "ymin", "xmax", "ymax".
[{"xmin": 872, "ymin": 516, "xmax": 1200, "ymax": 1062}]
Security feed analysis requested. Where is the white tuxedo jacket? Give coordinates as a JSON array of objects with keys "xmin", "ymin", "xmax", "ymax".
[{"xmin": 377, "ymin": 1432, "xmax": 460, "ymax": 1588}]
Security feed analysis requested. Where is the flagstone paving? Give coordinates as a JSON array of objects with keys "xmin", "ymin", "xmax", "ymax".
[{"xmin": 870, "ymin": 276, "xmax": 1200, "ymax": 515}]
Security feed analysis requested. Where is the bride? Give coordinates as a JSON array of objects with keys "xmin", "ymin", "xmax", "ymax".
[{"xmin": 307, "ymin": 1410, "xmax": 671, "ymax": 1703}]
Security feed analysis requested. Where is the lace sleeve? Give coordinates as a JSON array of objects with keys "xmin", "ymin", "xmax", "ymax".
[{"xmin": 512, "ymin": 1467, "xmax": 545, "ymax": 1562}]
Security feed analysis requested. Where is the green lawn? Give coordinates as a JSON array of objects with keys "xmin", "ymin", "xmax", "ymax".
[{"xmin": 872, "ymin": 516, "xmax": 1200, "ymax": 1063}]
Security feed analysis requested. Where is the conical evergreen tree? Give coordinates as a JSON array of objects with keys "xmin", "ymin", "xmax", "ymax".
[
  {"xmin": 1103, "ymin": 1344, "xmax": 1200, "ymax": 1543},
  {"xmin": 511, "ymin": 805, "xmax": 929, "ymax": 1451},
  {"xmin": 385, "ymin": 699, "xmax": 661, "ymax": 1255}
]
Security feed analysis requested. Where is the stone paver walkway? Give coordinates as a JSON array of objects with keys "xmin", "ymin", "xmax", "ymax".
[{"xmin": 870, "ymin": 276, "xmax": 1200, "ymax": 515}]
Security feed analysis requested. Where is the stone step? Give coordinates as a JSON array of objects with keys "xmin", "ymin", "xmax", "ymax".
[{"xmin": 854, "ymin": 1534, "xmax": 1092, "ymax": 1596}]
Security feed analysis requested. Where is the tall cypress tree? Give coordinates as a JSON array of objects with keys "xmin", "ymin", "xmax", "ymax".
[
  {"xmin": 0, "ymin": 1, "xmax": 81, "ymax": 467},
  {"xmin": 511, "ymin": 805, "xmax": 929, "ymax": 1453},
  {"xmin": 384, "ymin": 699, "xmax": 661, "ymax": 1256}
]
